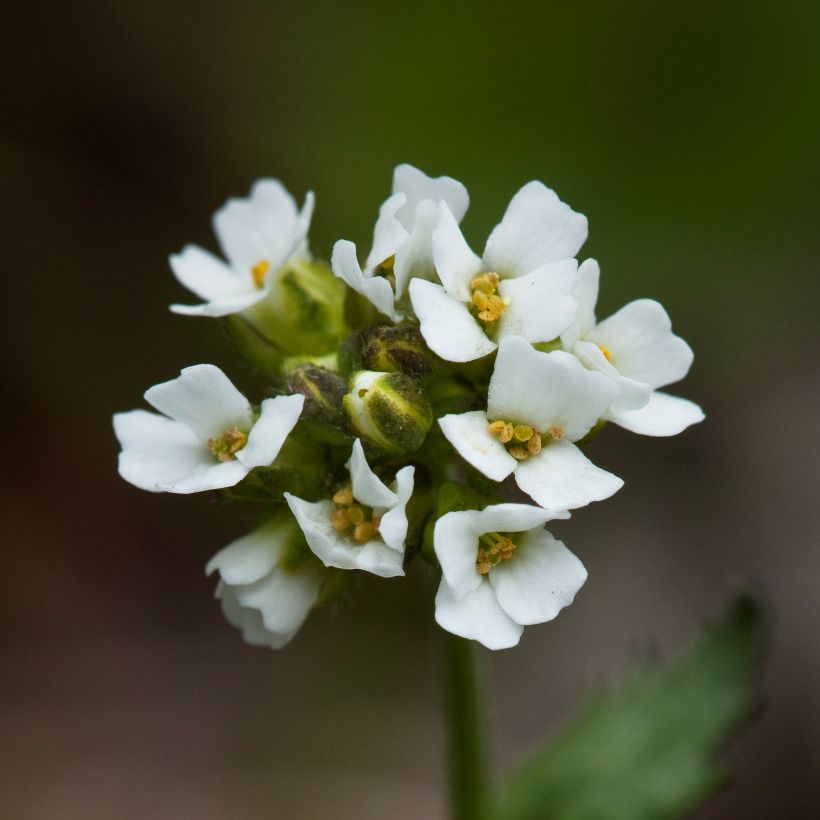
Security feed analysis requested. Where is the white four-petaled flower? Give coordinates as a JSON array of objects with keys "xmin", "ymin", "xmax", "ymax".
[
  {"xmin": 439, "ymin": 336, "xmax": 623, "ymax": 512},
  {"xmin": 561, "ymin": 260, "xmax": 705, "ymax": 436},
  {"xmin": 434, "ymin": 503, "xmax": 586, "ymax": 650},
  {"xmin": 409, "ymin": 181, "xmax": 585, "ymax": 362},
  {"xmin": 114, "ymin": 364, "xmax": 304, "ymax": 493},
  {"xmin": 285, "ymin": 439, "xmax": 415, "ymax": 578},
  {"xmin": 207, "ymin": 513, "xmax": 326, "ymax": 649},
  {"xmin": 170, "ymin": 179, "xmax": 314, "ymax": 318},
  {"xmin": 331, "ymin": 164, "xmax": 469, "ymax": 321}
]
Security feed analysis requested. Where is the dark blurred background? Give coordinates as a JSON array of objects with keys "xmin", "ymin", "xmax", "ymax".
[{"xmin": 2, "ymin": 1, "xmax": 819, "ymax": 817}]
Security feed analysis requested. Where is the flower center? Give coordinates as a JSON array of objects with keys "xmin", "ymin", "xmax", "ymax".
[
  {"xmin": 469, "ymin": 272, "xmax": 509, "ymax": 327},
  {"xmin": 375, "ymin": 255, "xmax": 397, "ymax": 291},
  {"xmin": 487, "ymin": 418, "xmax": 564, "ymax": 461},
  {"xmin": 208, "ymin": 427, "xmax": 248, "ymax": 462},
  {"xmin": 251, "ymin": 259, "xmax": 271, "ymax": 289},
  {"xmin": 598, "ymin": 344, "xmax": 613, "ymax": 363},
  {"xmin": 476, "ymin": 531, "xmax": 517, "ymax": 574},
  {"xmin": 330, "ymin": 485, "xmax": 382, "ymax": 543}
]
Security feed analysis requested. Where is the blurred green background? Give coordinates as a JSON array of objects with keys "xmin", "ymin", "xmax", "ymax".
[{"xmin": 2, "ymin": 1, "xmax": 818, "ymax": 817}]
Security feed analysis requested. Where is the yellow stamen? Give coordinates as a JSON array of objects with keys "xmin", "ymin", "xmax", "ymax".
[
  {"xmin": 528, "ymin": 433, "xmax": 542, "ymax": 455},
  {"xmin": 548, "ymin": 425, "xmax": 565, "ymax": 441},
  {"xmin": 508, "ymin": 445, "xmax": 529, "ymax": 461},
  {"xmin": 598, "ymin": 344, "xmax": 613, "ymax": 363},
  {"xmin": 251, "ymin": 259, "xmax": 271, "ymax": 289},
  {"xmin": 332, "ymin": 487, "xmax": 354, "ymax": 506},
  {"xmin": 476, "ymin": 533, "xmax": 518, "ymax": 574},
  {"xmin": 469, "ymin": 272, "xmax": 507, "ymax": 325},
  {"xmin": 331, "ymin": 509, "xmax": 351, "ymax": 530},
  {"xmin": 207, "ymin": 427, "xmax": 248, "ymax": 462},
  {"xmin": 353, "ymin": 521, "xmax": 380, "ymax": 543}
]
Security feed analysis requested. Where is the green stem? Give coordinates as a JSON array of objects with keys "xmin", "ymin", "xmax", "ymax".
[{"xmin": 442, "ymin": 631, "xmax": 489, "ymax": 820}]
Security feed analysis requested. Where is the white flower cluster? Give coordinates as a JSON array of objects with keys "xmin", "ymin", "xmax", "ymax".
[{"xmin": 114, "ymin": 165, "xmax": 703, "ymax": 650}]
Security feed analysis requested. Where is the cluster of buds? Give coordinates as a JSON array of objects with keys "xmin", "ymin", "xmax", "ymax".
[{"xmin": 114, "ymin": 165, "xmax": 703, "ymax": 650}]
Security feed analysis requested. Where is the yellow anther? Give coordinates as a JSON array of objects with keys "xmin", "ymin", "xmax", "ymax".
[
  {"xmin": 332, "ymin": 487, "xmax": 354, "ymax": 506},
  {"xmin": 488, "ymin": 420, "xmax": 514, "ymax": 443},
  {"xmin": 469, "ymin": 272, "xmax": 500, "ymax": 292},
  {"xmin": 513, "ymin": 424, "xmax": 534, "ymax": 442},
  {"xmin": 527, "ymin": 432, "xmax": 542, "ymax": 455},
  {"xmin": 353, "ymin": 520, "xmax": 380, "ymax": 543},
  {"xmin": 547, "ymin": 425, "xmax": 565, "ymax": 441},
  {"xmin": 207, "ymin": 427, "xmax": 248, "ymax": 462},
  {"xmin": 469, "ymin": 272, "xmax": 507, "ymax": 325},
  {"xmin": 476, "ymin": 533, "xmax": 517, "ymax": 574},
  {"xmin": 251, "ymin": 259, "xmax": 271, "ymax": 289},
  {"xmin": 508, "ymin": 445, "xmax": 529, "ymax": 460},
  {"xmin": 331, "ymin": 509, "xmax": 351, "ymax": 531},
  {"xmin": 598, "ymin": 344, "xmax": 613, "ymax": 363}
]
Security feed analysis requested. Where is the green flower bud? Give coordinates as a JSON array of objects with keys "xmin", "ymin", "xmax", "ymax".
[
  {"xmin": 343, "ymin": 370, "xmax": 433, "ymax": 455},
  {"xmin": 361, "ymin": 323, "xmax": 432, "ymax": 379},
  {"xmin": 233, "ymin": 258, "xmax": 349, "ymax": 366},
  {"xmin": 287, "ymin": 365, "xmax": 347, "ymax": 427}
]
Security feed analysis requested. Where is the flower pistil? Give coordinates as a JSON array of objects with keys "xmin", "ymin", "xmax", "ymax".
[{"xmin": 208, "ymin": 427, "xmax": 249, "ymax": 461}]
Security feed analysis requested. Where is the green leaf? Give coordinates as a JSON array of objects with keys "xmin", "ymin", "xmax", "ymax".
[{"xmin": 493, "ymin": 596, "xmax": 764, "ymax": 820}]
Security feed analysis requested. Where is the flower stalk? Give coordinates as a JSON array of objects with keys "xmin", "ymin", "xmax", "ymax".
[{"xmin": 443, "ymin": 632, "xmax": 489, "ymax": 820}]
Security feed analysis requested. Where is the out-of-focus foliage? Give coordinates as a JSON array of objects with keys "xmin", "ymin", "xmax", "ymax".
[{"xmin": 493, "ymin": 596, "xmax": 763, "ymax": 820}]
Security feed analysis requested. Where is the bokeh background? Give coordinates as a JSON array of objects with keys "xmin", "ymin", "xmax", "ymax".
[{"xmin": 3, "ymin": 1, "xmax": 819, "ymax": 817}]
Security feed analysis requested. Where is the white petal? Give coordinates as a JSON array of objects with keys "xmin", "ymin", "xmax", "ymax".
[
  {"xmin": 496, "ymin": 260, "xmax": 578, "ymax": 343},
  {"xmin": 376, "ymin": 465, "xmax": 415, "ymax": 551},
  {"xmin": 409, "ymin": 279, "xmax": 497, "ymax": 363},
  {"xmin": 431, "ymin": 202, "xmax": 482, "ymax": 300},
  {"xmin": 474, "ymin": 502, "xmax": 565, "ymax": 533},
  {"xmin": 237, "ymin": 394, "xmax": 304, "ymax": 469},
  {"xmin": 213, "ymin": 179, "xmax": 301, "ymax": 271},
  {"xmin": 392, "ymin": 164, "xmax": 469, "ymax": 226},
  {"xmin": 284, "ymin": 494, "xmax": 405, "ymax": 578},
  {"xmin": 483, "ymin": 181, "xmax": 588, "ymax": 276},
  {"xmin": 170, "ymin": 288, "xmax": 267, "ymax": 318},
  {"xmin": 232, "ymin": 563, "xmax": 322, "ymax": 638},
  {"xmin": 216, "ymin": 582, "xmax": 302, "ymax": 649},
  {"xmin": 489, "ymin": 529, "xmax": 587, "ymax": 625},
  {"xmin": 366, "ymin": 192, "xmax": 408, "ymax": 270},
  {"xmin": 115, "ymin": 409, "xmax": 210, "ymax": 492},
  {"xmin": 573, "ymin": 340, "xmax": 651, "ymax": 413},
  {"xmin": 608, "ymin": 391, "xmax": 705, "ymax": 436},
  {"xmin": 346, "ymin": 439, "xmax": 398, "ymax": 509},
  {"xmin": 588, "ymin": 299, "xmax": 694, "ymax": 390},
  {"xmin": 514, "ymin": 440, "xmax": 623, "ymax": 511},
  {"xmin": 438, "ymin": 411, "xmax": 517, "ymax": 481},
  {"xmin": 433, "ymin": 510, "xmax": 485, "ymax": 599},
  {"xmin": 205, "ymin": 517, "xmax": 292, "ymax": 584},
  {"xmin": 144, "ymin": 364, "xmax": 253, "ymax": 440},
  {"xmin": 561, "ymin": 258, "xmax": 600, "ymax": 348},
  {"xmin": 169, "ymin": 245, "xmax": 250, "ymax": 302},
  {"xmin": 392, "ymin": 199, "xmax": 438, "ymax": 300},
  {"xmin": 488, "ymin": 339, "xmax": 615, "ymax": 440},
  {"xmin": 331, "ymin": 239, "xmax": 402, "ymax": 321},
  {"xmin": 434, "ymin": 579, "xmax": 523, "ymax": 650}
]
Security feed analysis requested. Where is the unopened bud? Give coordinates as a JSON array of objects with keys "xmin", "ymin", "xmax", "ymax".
[
  {"xmin": 343, "ymin": 370, "xmax": 433, "ymax": 455},
  {"xmin": 361, "ymin": 323, "xmax": 432, "ymax": 379},
  {"xmin": 287, "ymin": 365, "xmax": 347, "ymax": 426}
]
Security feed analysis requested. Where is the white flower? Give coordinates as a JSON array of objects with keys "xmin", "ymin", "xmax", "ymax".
[
  {"xmin": 284, "ymin": 439, "xmax": 414, "ymax": 578},
  {"xmin": 169, "ymin": 179, "xmax": 314, "ymax": 318},
  {"xmin": 113, "ymin": 364, "xmax": 304, "ymax": 493},
  {"xmin": 207, "ymin": 513, "xmax": 326, "ymax": 650},
  {"xmin": 331, "ymin": 164, "xmax": 469, "ymax": 321},
  {"xmin": 409, "ymin": 181, "xmax": 586, "ymax": 362},
  {"xmin": 433, "ymin": 503, "xmax": 586, "ymax": 650},
  {"xmin": 438, "ymin": 336, "xmax": 622, "ymax": 512},
  {"xmin": 561, "ymin": 260, "xmax": 705, "ymax": 436}
]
